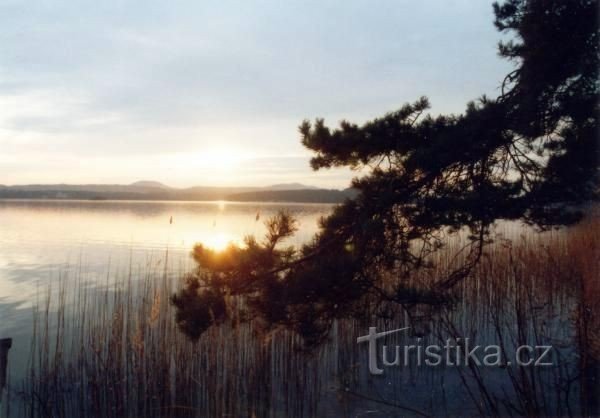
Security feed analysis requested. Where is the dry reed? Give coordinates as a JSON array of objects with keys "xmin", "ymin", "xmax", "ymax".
[{"xmin": 5, "ymin": 218, "xmax": 599, "ymax": 417}]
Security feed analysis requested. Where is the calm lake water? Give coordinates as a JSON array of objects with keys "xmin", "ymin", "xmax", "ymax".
[
  {"xmin": 0, "ymin": 200, "xmax": 332, "ymax": 375},
  {"xmin": 0, "ymin": 199, "xmax": 595, "ymax": 417}
]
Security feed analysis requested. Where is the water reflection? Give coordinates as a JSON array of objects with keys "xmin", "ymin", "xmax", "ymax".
[
  {"xmin": 0, "ymin": 199, "xmax": 332, "ymax": 342},
  {"xmin": 1, "ymin": 200, "xmax": 597, "ymax": 417},
  {"xmin": 0, "ymin": 199, "xmax": 330, "ymax": 250}
]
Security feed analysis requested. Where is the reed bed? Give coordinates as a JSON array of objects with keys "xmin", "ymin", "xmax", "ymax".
[{"xmin": 6, "ymin": 218, "xmax": 599, "ymax": 417}]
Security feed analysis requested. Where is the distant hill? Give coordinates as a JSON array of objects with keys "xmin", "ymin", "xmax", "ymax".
[
  {"xmin": 0, "ymin": 181, "xmax": 355, "ymax": 203},
  {"xmin": 265, "ymin": 183, "xmax": 319, "ymax": 191},
  {"xmin": 129, "ymin": 180, "xmax": 169, "ymax": 189}
]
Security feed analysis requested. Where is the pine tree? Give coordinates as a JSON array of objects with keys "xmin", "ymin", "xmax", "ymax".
[{"xmin": 173, "ymin": 0, "xmax": 599, "ymax": 344}]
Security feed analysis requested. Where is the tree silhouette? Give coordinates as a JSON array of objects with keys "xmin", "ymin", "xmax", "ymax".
[{"xmin": 173, "ymin": 0, "xmax": 599, "ymax": 344}]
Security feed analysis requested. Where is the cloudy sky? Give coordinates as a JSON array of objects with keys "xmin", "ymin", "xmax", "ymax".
[{"xmin": 0, "ymin": 0, "xmax": 512, "ymax": 188}]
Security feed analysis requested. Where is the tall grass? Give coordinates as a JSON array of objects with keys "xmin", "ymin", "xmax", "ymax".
[{"xmin": 7, "ymin": 218, "xmax": 600, "ymax": 417}]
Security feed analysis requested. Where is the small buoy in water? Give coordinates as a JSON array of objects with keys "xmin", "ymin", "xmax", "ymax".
[{"xmin": 169, "ymin": 216, "xmax": 173, "ymax": 225}]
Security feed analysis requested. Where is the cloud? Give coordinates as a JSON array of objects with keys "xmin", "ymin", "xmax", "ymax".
[{"xmin": 0, "ymin": 0, "xmax": 512, "ymax": 187}]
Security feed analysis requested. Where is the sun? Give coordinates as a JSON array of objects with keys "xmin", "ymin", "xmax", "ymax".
[
  {"xmin": 196, "ymin": 148, "xmax": 246, "ymax": 171},
  {"xmin": 170, "ymin": 146, "xmax": 256, "ymax": 185}
]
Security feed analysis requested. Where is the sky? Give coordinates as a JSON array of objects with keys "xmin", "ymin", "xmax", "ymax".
[{"xmin": 0, "ymin": 0, "xmax": 513, "ymax": 189}]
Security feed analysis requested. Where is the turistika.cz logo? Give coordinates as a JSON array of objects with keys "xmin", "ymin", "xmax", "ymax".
[{"xmin": 357, "ymin": 327, "xmax": 554, "ymax": 375}]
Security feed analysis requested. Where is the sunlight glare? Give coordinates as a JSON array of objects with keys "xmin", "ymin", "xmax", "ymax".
[
  {"xmin": 202, "ymin": 232, "xmax": 238, "ymax": 251},
  {"xmin": 197, "ymin": 148, "xmax": 247, "ymax": 171}
]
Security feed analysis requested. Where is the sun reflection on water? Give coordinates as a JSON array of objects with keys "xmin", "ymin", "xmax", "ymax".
[{"xmin": 200, "ymin": 232, "xmax": 240, "ymax": 251}]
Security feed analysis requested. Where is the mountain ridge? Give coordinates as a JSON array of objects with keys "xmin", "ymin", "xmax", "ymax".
[{"xmin": 0, "ymin": 181, "xmax": 355, "ymax": 203}]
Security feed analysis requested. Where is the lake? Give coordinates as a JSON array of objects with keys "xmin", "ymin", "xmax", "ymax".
[
  {"xmin": 0, "ymin": 199, "xmax": 596, "ymax": 417},
  {"xmin": 0, "ymin": 201, "xmax": 332, "ymax": 380}
]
